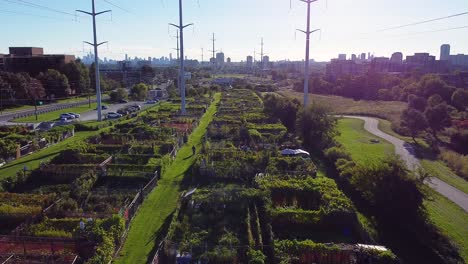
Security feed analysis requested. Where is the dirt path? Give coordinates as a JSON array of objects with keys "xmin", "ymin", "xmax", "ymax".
[{"xmin": 342, "ymin": 115, "xmax": 468, "ymax": 212}]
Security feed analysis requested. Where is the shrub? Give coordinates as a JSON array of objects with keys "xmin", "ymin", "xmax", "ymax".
[
  {"xmin": 247, "ymin": 249, "xmax": 266, "ymax": 264},
  {"xmin": 324, "ymin": 146, "xmax": 351, "ymax": 162}
]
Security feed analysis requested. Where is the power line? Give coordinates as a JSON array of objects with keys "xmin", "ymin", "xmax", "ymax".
[
  {"xmin": 376, "ymin": 11, "xmax": 468, "ymax": 32},
  {"xmin": 0, "ymin": 9, "xmax": 65, "ymax": 20},
  {"xmin": 2, "ymin": 0, "xmax": 78, "ymax": 17},
  {"xmin": 102, "ymin": 0, "xmax": 131, "ymax": 13}
]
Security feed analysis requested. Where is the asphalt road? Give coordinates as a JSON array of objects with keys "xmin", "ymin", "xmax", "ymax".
[
  {"xmin": 79, "ymin": 101, "xmax": 152, "ymax": 121},
  {"xmin": 0, "ymin": 97, "xmax": 106, "ymax": 123},
  {"xmin": 341, "ymin": 115, "xmax": 468, "ymax": 212}
]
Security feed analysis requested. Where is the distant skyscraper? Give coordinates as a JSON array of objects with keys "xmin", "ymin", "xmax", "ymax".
[
  {"xmin": 338, "ymin": 54, "xmax": 346, "ymax": 60},
  {"xmin": 351, "ymin": 54, "xmax": 357, "ymax": 61},
  {"xmin": 360, "ymin": 53, "xmax": 366, "ymax": 61},
  {"xmin": 125, "ymin": 54, "xmax": 128, "ymax": 61},
  {"xmin": 246, "ymin": 55, "xmax": 253, "ymax": 68},
  {"xmin": 169, "ymin": 53, "xmax": 173, "ymax": 61},
  {"xmin": 262, "ymin": 55, "xmax": 270, "ymax": 65},
  {"xmin": 391, "ymin": 52, "xmax": 403, "ymax": 63},
  {"xmin": 441, "ymin": 44, "xmax": 451, "ymax": 61},
  {"xmin": 216, "ymin": 52, "xmax": 225, "ymax": 65},
  {"xmin": 226, "ymin": 57, "xmax": 231, "ymax": 64}
]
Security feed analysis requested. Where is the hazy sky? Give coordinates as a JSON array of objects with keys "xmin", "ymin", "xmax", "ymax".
[{"xmin": 1, "ymin": 0, "xmax": 467, "ymax": 62}]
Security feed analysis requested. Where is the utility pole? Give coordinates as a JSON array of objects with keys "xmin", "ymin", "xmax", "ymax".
[
  {"xmin": 170, "ymin": 0, "xmax": 193, "ymax": 115},
  {"xmin": 296, "ymin": 0, "xmax": 320, "ymax": 110},
  {"xmin": 209, "ymin": 33, "xmax": 217, "ymax": 67},
  {"xmin": 260, "ymin": 37, "xmax": 264, "ymax": 71},
  {"xmin": 77, "ymin": 0, "xmax": 111, "ymax": 121},
  {"xmin": 201, "ymin": 48, "xmax": 204, "ymax": 64}
]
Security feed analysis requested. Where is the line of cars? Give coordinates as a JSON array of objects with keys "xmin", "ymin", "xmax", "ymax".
[
  {"xmin": 59, "ymin": 112, "xmax": 81, "ymax": 121},
  {"xmin": 111, "ymin": 104, "xmax": 142, "ymax": 119}
]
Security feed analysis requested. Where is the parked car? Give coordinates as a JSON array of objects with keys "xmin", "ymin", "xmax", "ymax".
[
  {"xmin": 145, "ymin": 100, "xmax": 157, "ymax": 104},
  {"xmin": 117, "ymin": 108, "xmax": 129, "ymax": 115},
  {"xmin": 107, "ymin": 112, "xmax": 122, "ymax": 119},
  {"xmin": 67, "ymin": 112, "xmax": 80, "ymax": 118},
  {"xmin": 95, "ymin": 105, "xmax": 109, "ymax": 110},
  {"xmin": 132, "ymin": 104, "xmax": 142, "ymax": 110},
  {"xmin": 119, "ymin": 99, "xmax": 129, "ymax": 103},
  {"xmin": 59, "ymin": 113, "xmax": 75, "ymax": 120}
]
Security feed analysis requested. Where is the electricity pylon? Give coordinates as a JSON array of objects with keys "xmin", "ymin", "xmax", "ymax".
[
  {"xmin": 170, "ymin": 0, "xmax": 193, "ymax": 115},
  {"xmin": 77, "ymin": 0, "xmax": 111, "ymax": 121},
  {"xmin": 296, "ymin": 0, "xmax": 320, "ymax": 110}
]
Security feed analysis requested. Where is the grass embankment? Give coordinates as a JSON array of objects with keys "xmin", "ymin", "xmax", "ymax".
[
  {"xmin": 280, "ymin": 90, "xmax": 406, "ymax": 125},
  {"xmin": 336, "ymin": 117, "xmax": 468, "ymax": 262},
  {"xmin": 336, "ymin": 118, "xmax": 394, "ymax": 164},
  {"xmin": 424, "ymin": 189, "xmax": 468, "ymax": 261},
  {"xmin": 115, "ymin": 93, "xmax": 221, "ymax": 264},
  {"xmin": 12, "ymin": 103, "xmax": 98, "ymax": 122},
  {"xmin": 0, "ymin": 130, "xmax": 99, "ymax": 181}
]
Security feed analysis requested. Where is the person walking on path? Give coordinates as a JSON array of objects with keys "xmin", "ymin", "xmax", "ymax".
[{"xmin": 192, "ymin": 145, "xmax": 196, "ymax": 156}]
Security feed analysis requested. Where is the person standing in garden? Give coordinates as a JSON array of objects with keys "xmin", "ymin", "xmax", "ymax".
[{"xmin": 192, "ymin": 145, "xmax": 196, "ymax": 156}]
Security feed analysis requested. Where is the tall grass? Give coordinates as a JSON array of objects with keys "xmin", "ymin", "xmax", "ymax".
[{"xmin": 439, "ymin": 150, "xmax": 468, "ymax": 181}]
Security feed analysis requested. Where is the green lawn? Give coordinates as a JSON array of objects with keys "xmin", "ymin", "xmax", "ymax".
[
  {"xmin": 424, "ymin": 188, "xmax": 468, "ymax": 262},
  {"xmin": 336, "ymin": 118, "xmax": 395, "ymax": 164},
  {"xmin": 115, "ymin": 94, "xmax": 221, "ymax": 264},
  {"xmin": 12, "ymin": 103, "xmax": 98, "ymax": 122}
]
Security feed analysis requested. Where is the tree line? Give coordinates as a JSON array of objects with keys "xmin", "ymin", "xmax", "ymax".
[{"xmin": 0, "ymin": 60, "xmax": 120, "ymax": 106}]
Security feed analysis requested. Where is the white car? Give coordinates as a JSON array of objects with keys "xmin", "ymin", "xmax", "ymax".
[
  {"xmin": 59, "ymin": 113, "xmax": 75, "ymax": 120},
  {"xmin": 107, "ymin": 112, "xmax": 123, "ymax": 119},
  {"xmin": 67, "ymin": 112, "xmax": 80, "ymax": 118}
]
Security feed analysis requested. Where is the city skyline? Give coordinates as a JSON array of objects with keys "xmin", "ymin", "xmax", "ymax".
[{"xmin": 0, "ymin": 0, "xmax": 467, "ymax": 62}]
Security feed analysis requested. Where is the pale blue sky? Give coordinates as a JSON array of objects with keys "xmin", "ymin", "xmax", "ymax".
[{"xmin": 1, "ymin": 0, "xmax": 467, "ymax": 61}]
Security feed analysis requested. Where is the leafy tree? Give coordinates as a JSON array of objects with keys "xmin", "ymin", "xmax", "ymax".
[
  {"xmin": 0, "ymin": 139, "xmax": 17, "ymax": 161},
  {"xmin": 296, "ymin": 104, "xmax": 337, "ymax": 150},
  {"xmin": 110, "ymin": 88, "xmax": 128, "ymax": 102},
  {"xmin": 61, "ymin": 60, "xmax": 90, "ymax": 94},
  {"xmin": 349, "ymin": 156, "xmax": 424, "ymax": 217},
  {"xmin": 451, "ymin": 88, "xmax": 468, "ymax": 110},
  {"xmin": 0, "ymin": 72, "xmax": 19, "ymax": 103},
  {"xmin": 37, "ymin": 69, "xmax": 71, "ymax": 98},
  {"xmin": 424, "ymin": 103, "xmax": 452, "ymax": 139},
  {"xmin": 407, "ymin": 94, "xmax": 427, "ymax": 111},
  {"xmin": 417, "ymin": 75, "xmax": 454, "ymax": 101},
  {"xmin": 263, "ymin": 94, "xmax": 300, "ymax": 132},
  {"xmin": 427, "ymin": 94, "xmax": 444, "ymax": 107},
  {"xmin": 130, "ymin": 83, "xmax": 148, "ymax": 101},
  {"xmin": 400, "ymin": 108, "xmax": 428, "ymax": 142}
]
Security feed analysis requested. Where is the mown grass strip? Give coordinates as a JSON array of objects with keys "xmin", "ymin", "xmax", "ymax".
[
  {"xmin": 336, "ymin": 118, "xmax": 395, "ymax": 164},
  {"xmin": 424, "ymin": 188, "xmax": 468, "ymax": 262},
  {"xmin": 115, "ymin": 93, "xmax": 221, "ymax": 264}
]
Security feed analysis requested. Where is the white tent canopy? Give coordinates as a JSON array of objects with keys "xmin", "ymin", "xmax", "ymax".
[{"xmin": 280, "ymin": 149, "xmax": 310, "ymax": 156}]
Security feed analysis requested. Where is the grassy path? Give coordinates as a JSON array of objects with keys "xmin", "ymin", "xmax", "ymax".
[{"xmin": 115, "ymin": 94, "xmax": 220, "ymax": 264}]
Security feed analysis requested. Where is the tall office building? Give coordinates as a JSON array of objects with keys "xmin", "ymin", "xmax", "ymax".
[
  {"xmin": 440, "ymin": 44, "xmax": 451, "ymax": 61},
  {"xmin": 351, "ymin": 54, "xmax": 357, "ymax": 61},
  {"xmin": 216, "ymin": 52, "xmax": 225, "ymax": 65},
  {"xmin": 338, "ymin": 54, "xmax": 346, "ymax": 60},
  {"xmin": 246, "ymin": 55, "xmax": 253, "ymax": 68},
  {"xmin": 391, "ymin": 52, "xmax": 403, "ymax": 63},
  {"xmin": 360, "ymin": 53, "xmax": 366, "ymax": 61}
]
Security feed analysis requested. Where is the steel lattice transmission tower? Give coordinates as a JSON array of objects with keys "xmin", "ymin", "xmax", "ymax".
[
  {"xmin": 170, "ymin": 0, "xmax": 193, "ymax": 115},
  {"xmin": 77, "ymin": 0, "xmax": 111, "ymax": 121},
  {"xmin": 297, "ymin": 0, "xmax": 320, "ymax": 110},
  {"xmin": 209, "ymin": 33, "xmax": 217, "ymax": 68}
]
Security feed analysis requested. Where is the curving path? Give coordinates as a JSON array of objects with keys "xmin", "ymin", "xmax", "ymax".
[{"xmin": 341, "ymin": 115, "xmax": 468, "ymax": 212}]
